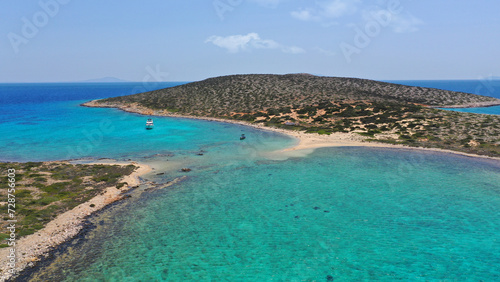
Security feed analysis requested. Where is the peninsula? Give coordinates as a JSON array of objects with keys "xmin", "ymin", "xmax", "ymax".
[
  {"xmin": 84, "ymin": 74, "xmax": 500, "ymax": 157},
  {"xmin": 0, "ymin": 161, "xmax": 151, "ymax": 281}
]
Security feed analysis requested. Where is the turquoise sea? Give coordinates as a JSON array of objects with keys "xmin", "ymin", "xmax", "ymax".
[{"xmin": 1, "ymin": 81, "xmax": 500, "ymax": 281}]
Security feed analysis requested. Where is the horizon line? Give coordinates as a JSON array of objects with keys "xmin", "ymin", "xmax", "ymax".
[{"xmin": 1, "ymin": 76, "xmax": 500, "ymax": 84}]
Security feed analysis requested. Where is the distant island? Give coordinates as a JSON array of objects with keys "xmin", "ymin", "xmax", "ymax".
[
  {"xmin": 83, "ymin": 74, "xmax": 500, "ymax": 157},
  {"xmin": 81, "ymin": 77, "xmax": 129, "ymax": 83}
]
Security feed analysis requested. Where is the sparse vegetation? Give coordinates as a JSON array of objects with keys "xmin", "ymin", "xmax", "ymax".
[
  {"xmin": 99, "ymin": 74, "xmax": 500, "ymax": 113},
  {"xmin": 0, "ymin": 162, "xmax": 137, "ymax": 245},
  {"xmin": 92, "ymin": 74, "xmax": 500, "ymax": 157}
]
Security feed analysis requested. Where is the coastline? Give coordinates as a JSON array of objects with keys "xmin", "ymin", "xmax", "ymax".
[
  {"xmin": 82, "ymin": 100, "xmax": 500, "ymax": 161},
  {"xmin": 435, "ymin": 101, "xmax": 500, "ymax": 108},
  {"xmin": 0, "ymin": 161, "xmax": 151, "ymax": 282},
  {"xmin": 2, "ymin": 99, "xmax": 498, "ymax": 280}
]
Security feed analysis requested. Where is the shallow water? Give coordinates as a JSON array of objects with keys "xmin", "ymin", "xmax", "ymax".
[
  {"xmin": 3, "ymin": 82, "xmax": 500, "ymax": 281},
  {"xmin": 27, "ymin": 148, "xmax": 500, "ymax": 281},
  {"xmin": 0, "ymin": 98, "xmax": 294, "ymax": 162}
]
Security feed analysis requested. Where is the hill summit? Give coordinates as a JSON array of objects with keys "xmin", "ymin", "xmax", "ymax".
[{"xmin": 97, "ymin": 74, "xmax": 500, "ymax": 116}]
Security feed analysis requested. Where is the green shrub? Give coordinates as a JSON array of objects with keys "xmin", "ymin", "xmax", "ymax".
[
  {"xmin": 42, "ymin": 182, "xmax": 71, "ymax": 193},
  {"xmin": 266, "ymin": 108, "xmax": 280, "ymax": 116},
  {"xmin": 36, "ymin": 196, "xmax": 60, "ymax": 206},
  {"xmin": 317, "ymin": 129, "xmax": 332, "ymax": 135},
  {"xmin": 18, "ymin": 229, "xmax": 36, "ymax": 237},
  {"xmin": 15, "ymin": 190, "xmax": 32, "ymax": 198},
  {"xmin": 34, "ymin": 177, "xmax": 46, "ymax": 182}
]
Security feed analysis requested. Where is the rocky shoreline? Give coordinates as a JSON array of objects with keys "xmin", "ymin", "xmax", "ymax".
[
  {"xmin": 434, "ymin": 101, "xmax": 500, "ymax": 108},
  {"xmin": 0, "ymin": 161, "xmax": 151, "ymax": 282}
]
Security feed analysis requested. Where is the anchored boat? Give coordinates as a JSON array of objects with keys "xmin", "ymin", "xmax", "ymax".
[
  {"xmin": 146, "ymin": 118, "xmax": 154, "ymax": 130},
  {"xmin": 240, "ymin": 134, "xmax": 246, "ymax": 140}
]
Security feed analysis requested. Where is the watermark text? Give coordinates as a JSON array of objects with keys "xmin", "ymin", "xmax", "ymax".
[{"xmin": 5, "ymin": 168, "xmax": 17, "ymax": 274}]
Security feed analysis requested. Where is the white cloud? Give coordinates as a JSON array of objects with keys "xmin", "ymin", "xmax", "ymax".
[
  {"xmin": 282, "ymin": 46, "xmax": 306, "ymax": 54},
  {"xmin": 248, "ymin": 0, "xmax": 285, "ymax": 8},
  {"xmin": 291, "ymin": 0, "xmax": 423, "ymax": 34},
  {"xmin": 291, "ymin": 9, "xmax": 318, "ymax": 21},
  {"xmin": 291, "ymin": 0, "xmax": 360, "ymax": 22},
  {"xmin": 321, "ymin": 0, "xmax": 360, "ymax": 18},
  {"xmin": 205, "ymin": 33, "xmax": 305, "ymax": 54},
  {"xmin": 314, "ymin": 47, "xmax": 336, "ymax": 56},
  {"xmin": 205, "ymin": 33, "xmax": 260, "ymax": 53},
  {"xmin": 363, "ymin": 9, "xmax": 424, "ymax": 33},
  {"xmin": 390, "ymin": 13, "xmax": 424, "ymax": 33}
]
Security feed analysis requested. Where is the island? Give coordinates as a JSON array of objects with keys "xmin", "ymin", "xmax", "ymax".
[
  {"xmin": 83, "ymin": 73, "xmax": 500, "ymax": 157},
  {"xmin": 3, "ymin": 74, "xmax": 500, "ymax": 280}
]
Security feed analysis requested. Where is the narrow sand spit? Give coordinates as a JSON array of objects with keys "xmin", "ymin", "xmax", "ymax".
[{"xmin": 0, "ymin": 162, "xmax": 151, "ymax": 281}]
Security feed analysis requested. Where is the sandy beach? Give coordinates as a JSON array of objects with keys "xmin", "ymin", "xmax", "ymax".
[
  {"xmin": 0, "ymin": 161, "xmax": 151, "ymax": 282},
  {"xmin": 258, "ymin": 125, "xmax": 500, "ymax": 161},
  {"xmin": 83, "ymin": 100, "xmax": 500, "ymax": 161}
]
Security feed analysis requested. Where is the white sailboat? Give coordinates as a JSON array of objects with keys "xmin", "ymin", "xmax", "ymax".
[{"xmin": 146, "ymin": 118, "xmax": 154, "ymax": 130}]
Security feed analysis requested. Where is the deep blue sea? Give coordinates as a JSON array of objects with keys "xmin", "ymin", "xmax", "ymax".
[
  {"xmin": 2, "ymin": 80, "xmax": 500, "ymax": 281},
  {"xmin": 387, "ymin": 79, "xmax": 500, "ymax": 115}
]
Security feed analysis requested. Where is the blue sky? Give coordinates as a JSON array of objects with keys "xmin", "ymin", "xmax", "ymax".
[{"xmin": 1, "ymin": 0, "xmax": 500, "ymax": 82}]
